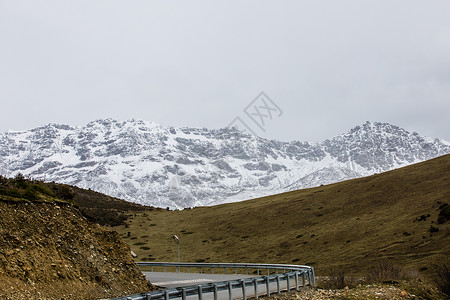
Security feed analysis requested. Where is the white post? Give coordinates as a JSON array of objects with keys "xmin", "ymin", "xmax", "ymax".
[{"xmin": 173, "ymin": 235, "xmax": 180, "ymax": 272}]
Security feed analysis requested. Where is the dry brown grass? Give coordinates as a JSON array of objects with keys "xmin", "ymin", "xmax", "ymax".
[{"xmin": 112, "ymin": 154, "xmax": 450, "ymax": 277}]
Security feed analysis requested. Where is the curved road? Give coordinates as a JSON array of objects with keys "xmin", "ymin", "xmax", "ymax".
[
  {"xmin": 144, "ymin": 272, "xmax": 254, "ymax": 289},
  {"xmin": 144, "ymin": 271, "xmax": 295, "ymax": 299}
]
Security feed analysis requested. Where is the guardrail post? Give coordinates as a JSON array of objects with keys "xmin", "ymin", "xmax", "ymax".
[
  {"xmin": 200, "ymin": 267, "xmax": 203, "ymax": 273},
  {"xmin": 295, "ymin": 272, "xmax": 299, "ymax": 291},
  {"xmin": 265, "ymin": 276, "xmax": 270, "ymax": 297},
  {"xmin": 267, "ymin": 268, "xmax": 270, "ymax": 275},
  {"xmin": 228, "ymin": 281, "xmax": 232, "ymax": 300},
  {"xmin": 245, "ymin": 267, "xmax": 248, "ymax": 275},
  {"xmin": 241, "ymin": 279, "xmax": 246, "ymax": 300},
  {"xmin": 213, "ymin": 283, "xmax": 218, "ymax": 300},
  {"xmin": 164, "ymin": 266, "xmax": 166, "ymax": 272},
  {"xmin": 312, "ymin": 267, "xmax": 316, "ymax": 284},
  {"xmin": 146, "ymin": 293, "xmax": 152, "ymax": 300},
  {"xmin": 253, "ymin": 278, "xmax": 258, "ymax": 299},
  {"xmin": 164, "ymin": 290, "xmax": 169, "ymax": 300},
  {"xmin": 276, "ymin": 276, "xmax": 280, "ymax": 294},
  {"xmin": 307, "ymin": 271, "xmax": 311, "ymax": 286},
  {"xmin": 235, "ymin": 267, "xmax": 237, "ymax": 274},
  {"xmin": 198, "ymin": 285, "xmax": 203, "ymax": 300},
  {"xmin": 151, "ymin": 266, "xmax": 154, "ymax": 272},
  {"xmin": 286, "ymin": 273, "xmax": 290, "ymax": 291},
  {"xmin": 182, "ymin": 287, "xmax": 187, "ymax": 300},
  {"xmin": 302, "ymin": 272, "xmax": 306, "ymax": 287}
]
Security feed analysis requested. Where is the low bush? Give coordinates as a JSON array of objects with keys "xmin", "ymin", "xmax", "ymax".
[
  {"xmin": 437, "ymin": 203, "xmax": 450, "ymax": 224},
  {"xmin": 429, "ymin": 225, "xmax": 439, "ymax": 233},
  {"xmin": 53, "ymin": 185, "xmax": 75, "ymax": 200},
  {"xmin": 0, "ymin": 188, "xmax": 22, "ymax": 199},
  {"xmin": 31, "ymin": 184, "xmax": 55, "ymax": 197},
  {"xmin": 365, "ymin": 260, "xmax": 409, "ymax": 283},
  {"xmin": 23, "ymin": 187, "xmax": 38, "ymax": 200},
  {"xmin": 434, "ymin": 263, "xmax": 450, "ymax": 297},
  {"xmin": 13, "ymin": 173, "xmax": 28, "ymax": 189},
  {"xmin": 0, "ymin": 175, "xmax": 8, "ymax": 185},
  {"xmin": 320, "ymin": 267, "xmax": 356, "ymax": 289},
  {"xmin": 81, "ymin": 208, "xmax": 128, "ymax": 226}
]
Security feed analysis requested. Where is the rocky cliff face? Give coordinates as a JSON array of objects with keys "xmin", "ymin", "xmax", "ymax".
[
  {"xmin": 0, "ymin": 197, "xmax": 151, "ymax": 299},
  {"xmin": 1, "ymin": 119, "xmax": 449, "ymax": 208}
]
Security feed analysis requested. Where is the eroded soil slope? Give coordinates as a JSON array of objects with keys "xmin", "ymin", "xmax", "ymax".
[{"xmin": 0, "ymin": 199, "xmax": 151, "ymax": 299}]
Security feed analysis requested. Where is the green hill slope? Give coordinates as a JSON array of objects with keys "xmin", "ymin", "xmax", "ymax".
[{"xmin": 113, "ymin": 154, "xmax": 450, "ymax": 275}]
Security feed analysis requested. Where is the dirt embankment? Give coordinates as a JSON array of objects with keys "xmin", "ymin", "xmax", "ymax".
[{"xmin": 0, "ymin": 199, "xmax": 152, "ymax": 299}]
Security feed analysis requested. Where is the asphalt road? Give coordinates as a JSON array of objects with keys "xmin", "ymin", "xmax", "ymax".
[
  {"xmin": 144, "ymin": 271, "xmax": 254, "ymax": 289},
  {"xmin": 143, "ymin": 271, "xmax": 293, "ymax": 300}
]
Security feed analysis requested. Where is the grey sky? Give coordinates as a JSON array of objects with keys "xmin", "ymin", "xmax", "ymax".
[{"xmin": 1, "ymin": 0, "xmax": 449, "ymax": 142}]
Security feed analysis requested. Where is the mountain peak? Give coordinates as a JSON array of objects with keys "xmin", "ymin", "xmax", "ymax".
[{"xmin": 1, "ymin": 120, "xmax": 448, "ymax": 208}]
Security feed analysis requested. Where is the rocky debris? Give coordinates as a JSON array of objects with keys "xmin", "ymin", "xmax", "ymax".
[
  {"xmin": 264, "ymin": 284, "xmax": 415, "ymax": 299},
  {"xmin": 0, "ymin": 199, "xmax": 153, "ymax": 299}
]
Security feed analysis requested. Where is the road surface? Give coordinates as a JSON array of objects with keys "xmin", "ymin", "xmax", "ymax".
[
  {"xmin": 144, "ymin": 272, "xmax": 254, "ymax": 288},
  {"xmin": 143, "ymin": 271, "xmax": 295, "ymax": 299}
]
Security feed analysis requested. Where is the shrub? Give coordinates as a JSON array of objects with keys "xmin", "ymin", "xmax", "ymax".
[
  {"xmin": 31, "ymin": 184, "xmax": 55, "ymax": 197},
  {"xmin": 429, "ymin": 226, "xmax": 439, "ymax": 233},
  {"xmin": 23, "ymin": 187, "xmax": 38, "ymax": 200},
  {"xmin": 0, "ymin": 188, "xmax": 21, "ymax": 198},
  {"xmin": 81, "ymin": 208, "xmax": 128, "ymax": 226},
  {"xmin": 434, "ymin": 263, "xmax": 450, "ymax": 297},
  {"xmin": 437, "ymin": 203, "xmax": 450, "ymax": 224},
  {"xmin": 0, "ymin": 175, "xmax": 8, "ymax": 185},
  {"xmin": 14, "ymin": 173, "xmax": 28, "ymax": 189},
  {"xmin": 54, "ymin": 185, "xmax": 75, "ymax": 200},
  {"xmin": 321, "ymin": 267, "xmax": 356, "ymax": 289},
  {"xmin": 366, "ymin": 260, "xmax": 409, "ymax": 283}
]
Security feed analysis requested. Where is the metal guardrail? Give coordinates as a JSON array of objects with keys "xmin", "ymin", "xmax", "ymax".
[{"xmin": 112, "ymin": 262, "xmax": 315, "ymax": 300}]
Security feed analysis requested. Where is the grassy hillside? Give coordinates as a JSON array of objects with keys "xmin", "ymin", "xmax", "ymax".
[
  {"xmin": 43, "ymin": 181, "xmax": 158, "ymax": 226},
  {"xmin": 0, "ymin": 173, "xmax": 157, "ymax": 226},
  {"xmin": 113, "ymin": 154, "xmax": 450, "ymax": 276}
]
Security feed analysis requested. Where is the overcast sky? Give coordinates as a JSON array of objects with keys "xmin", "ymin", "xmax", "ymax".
[{"xmin": 1, "ymin": 1, "xmax": 449, "ymax": 142}]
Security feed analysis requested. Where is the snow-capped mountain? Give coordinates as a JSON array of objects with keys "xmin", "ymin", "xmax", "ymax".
[{"xmin": 1, "ymin": 119, "xmax": 449, "ymax": 208}]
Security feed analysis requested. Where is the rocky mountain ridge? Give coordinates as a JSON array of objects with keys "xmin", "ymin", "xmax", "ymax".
[{"xmin": 1, "ymin": 119, "xmax": 449, "ymax": 208}]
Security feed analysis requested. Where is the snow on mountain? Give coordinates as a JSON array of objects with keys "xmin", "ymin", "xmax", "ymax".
[{"xmin": 1, "ymin": 119, "xmax": 449, "ymax": 208}]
